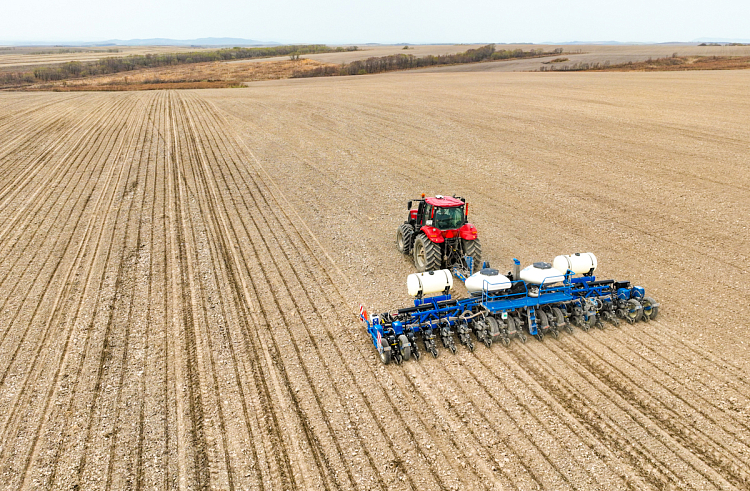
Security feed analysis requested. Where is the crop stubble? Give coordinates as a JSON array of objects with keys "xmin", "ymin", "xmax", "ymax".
[{"xmin": 0, "ymin": 70, "xmax": 749, "ymax": 490}]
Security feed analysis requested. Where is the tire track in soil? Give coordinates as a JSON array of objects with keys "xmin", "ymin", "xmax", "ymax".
[
  {"xmin": 556, "ymin": 332, "xmax": 750, "ymax": 488},
  {"xmin": 0, "ymin": 97, "xmax": 127, "ymax": 345},
  {"xmin": 172, "ymin": 90, "xmax": 250, "ymax": 489},
  {"xmin": 194, "ymin": 95, "xmax": 483, "ymax": 490},
  {"xmin": 138, "ymin": 91, "xmax": 178, "ymax": 491},
  {"xmin": 180, "ymin": 93, "xmax": 368, "ymax": 490},
  {"xmin": 71, "ymin": 92, "xmax": 153, "ymax": 490},
  {"xmin": 163, "ymin": 94, "xmax": 285, "ymax": 490},
  {"xmin": 194, "ymin": 93, "xmax": 580, "ymax": 491},
  {"xmin": 191, "ymin": 93, "xmax": 482, "ymax": 491},
  {"xmin": 184, "ymin": 91, "xmax": 464, "ymax": 488},
  {"xmin": 622, "ymin": 324, "xmax": 750, "ymax": 416},
  {"xmin": 190, "ymin": 93, "xmax": 470, "ymax": 490},
  {"xmin": 508, "ymin": 339, "xmax": 719, "ymax": 490},
  {"xmin": 213, "ymin": 90, "xmax": 750, "ymax": 490},
  {"xmin": 0, "ymin": 95, "xmax": 114, "ymax": 226},
  {"xmin": 609, "ymin": 328, "xmax": 750, "ymax": 435},
  {"xmin": 516, "ymin": 337, "xmax": 737, "ymax": 490},
  {"xmin": 198, "ymin": 96, "xmax": 628, "ymax": 491},
  {"xmin": 171, "ymin": 95, "xmax": 267, "ymax": 490},
  {"xmin": 0, "ymin": 94, "xmax": 142, "ymax": 456},
  {"xmin": 0, "ymin": 94, "xmax": 87, "ymax": 159},
  {"xmin": 163, "ymin": 90, "xmax": 213, "ymax": 490},
  {"xmin": 101, "ymin": 91, "xmax": 165, "ymax": 491},
  {"xmin": 27, "ymin": 93, "xmax": 156, "ymax": 490},
  {"xmin": 23, "ymin": 93, "xmax": 152, "ymax": 490},
  {"xmin": 0, "ymin": 93, "xmax": 149, "ymax": 489}
]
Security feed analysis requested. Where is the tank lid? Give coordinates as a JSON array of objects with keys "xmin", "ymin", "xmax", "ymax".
[
  {"xmin": 533, "ymin": 262, "xmax": 552, "ymax": 269},
  {"xmin": 479, "ymin": 268, "xmax": 499, "ymax": 276}
]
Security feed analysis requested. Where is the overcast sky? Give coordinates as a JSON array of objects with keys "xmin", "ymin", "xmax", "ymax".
[{"xmin": 2, "ymin": 0, "xmax": 749, "ymax": 44}]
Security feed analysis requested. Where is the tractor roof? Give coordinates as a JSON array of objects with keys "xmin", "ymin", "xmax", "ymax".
[{"xmin": 425, "ymin": 196, "xmax": 464, "ymax": 208}]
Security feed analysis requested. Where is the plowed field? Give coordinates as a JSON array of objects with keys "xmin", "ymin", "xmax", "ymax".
[{"xmin": 0, "ymin": 70, "xmax": 749, "ymax": 490}]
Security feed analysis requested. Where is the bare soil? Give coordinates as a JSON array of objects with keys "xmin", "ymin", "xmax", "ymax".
[
  {"xmin": 0, "ymin": 69, "xmax": 748, "ymax": 490},
  {"xmin": 19, "ymin": 59, "xmax": 337, "ymax": 91},
  {"xmin": 593, "ymin": 55, "xmax": 750, "ymax": 71}
]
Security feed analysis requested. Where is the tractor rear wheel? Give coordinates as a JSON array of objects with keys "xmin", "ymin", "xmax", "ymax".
[
  {"xmin": 462, "ymin": 238, "xmax": 482, "ymax": 270},
  {"xmin": 413, "ymin": 234, "xmax": 441, "ymax": 272},
  {"xmin": 396, "ymin": 224, "xmax": 415, "ymax": 255}
]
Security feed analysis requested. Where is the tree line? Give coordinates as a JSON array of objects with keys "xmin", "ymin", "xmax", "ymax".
[
  {"xmin": 292, "ymin": 44, "xmax": 563, "ymax": 78},
  {"xmin": 27, "ymin": 45, "xmax": 357, "ymax": 82}
]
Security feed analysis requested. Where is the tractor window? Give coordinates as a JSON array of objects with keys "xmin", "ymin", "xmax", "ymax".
[{"xmin": 433, "ymin": 206, "xmax": 465, "ymax": 230}]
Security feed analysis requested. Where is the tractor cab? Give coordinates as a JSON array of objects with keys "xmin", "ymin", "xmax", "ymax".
[{"xmin": 409, "ymin": 195, "xmax": 466, "ymax": 231}]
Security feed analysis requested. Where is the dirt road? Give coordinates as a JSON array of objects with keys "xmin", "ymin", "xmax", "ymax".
[{"xmin": 0, "ymin": 70, "xmax": 748, "ymax": 490}]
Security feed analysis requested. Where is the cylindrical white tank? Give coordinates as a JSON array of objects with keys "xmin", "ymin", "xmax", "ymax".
[
  {"xmin": 407, "ymin": 269, "xmax": 454, "ymax": 297},
  {"xmin": 552, "ymin": 253, "xmax": 597, "ymax": 276},
  {"xmin": 519, "ymin": 262, "xmax": 566, "ymax": 285},
  {"xmin": 465, "ymin": 268, "xmax": 511, "ymax": 294}
]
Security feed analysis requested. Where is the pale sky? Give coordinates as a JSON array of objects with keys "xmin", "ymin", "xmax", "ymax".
[{"xmin": 2, "ymin": 0, "xmax": 749, "ymax": 44}]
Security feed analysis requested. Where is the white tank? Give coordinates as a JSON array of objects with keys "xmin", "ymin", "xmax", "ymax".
[
  {"xmin": 407, "ymin": 269, "xmax": 453, "ymax": 297},
  {"xmin": 465, "ymin": 268, "xmax": 511, "ymax": 294},
  {"xmin": 519, "ymin": 262, "xmax": 566, "ymax": 285},
  {"xmin": 552, "ymin": 252, "xmax": 597, "ymax": 276}
]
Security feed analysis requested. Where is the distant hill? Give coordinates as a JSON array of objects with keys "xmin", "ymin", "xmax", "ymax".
[{"xmin": 692, "ymin": 37, "xmax": 750, "ymax": 43}]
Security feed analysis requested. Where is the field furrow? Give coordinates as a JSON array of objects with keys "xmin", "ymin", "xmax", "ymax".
[{"xmin": 0, "ymin": 69, "xmax": 748, "ymax": 490}]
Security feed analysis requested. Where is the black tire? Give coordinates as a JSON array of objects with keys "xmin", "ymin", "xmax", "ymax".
[
  {"xmin": 413, "ymin": 234, "xmax": 442, "ymax": 272},
  {"xmin": 398, "ymin": 334, "xmax": 411, "ymax": 361},
  {"xmin": 379, "ymin": 338, "xmax": 391, "ymax": 365},
  {"xmin": 396, "ymin": 224, "xmax": 415, "ymax": 255},
  {"xmin": 462, "ymin": 238, "xmax": 482, "ymax": 270},
  {"xmin": 552, "ymin": 307, "xmax": 566, "ymax": 329},
  {"xmin": 487, "ymin": 317, "xmax": 500, "ymax": 341},
  {"xmin": 537, "ymin": 310, "xmax": 549, "ymax": 331}
]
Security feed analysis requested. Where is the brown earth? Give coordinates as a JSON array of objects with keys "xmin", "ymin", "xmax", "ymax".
[
  {"xmin": 28, "ymin": 59, "xmax": 336, "ymax": 91},
  {"xmin": 0, "ymin": 45, "xmax": 221, "ymax": 72},
  {"xmin": 0, "ymin": 69, "xmax": 749, "ymax": 490},
  {"xmin": 593, "ymin": 55, "xmax": 750, "ymax": 71}
]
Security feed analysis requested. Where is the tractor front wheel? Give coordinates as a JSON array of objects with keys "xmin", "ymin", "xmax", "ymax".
[
  {"xmin": 413, "ymin": 234, "xmax": 442, "ymax": 272},
  {"xmin": 396, "ymin": 224, "xmax": 415, "ymax": 255}
]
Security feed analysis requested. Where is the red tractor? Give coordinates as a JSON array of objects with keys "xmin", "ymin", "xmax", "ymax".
[{"xmin": 396, "ymin": 194, "xmax": 482, "ymax": 272}]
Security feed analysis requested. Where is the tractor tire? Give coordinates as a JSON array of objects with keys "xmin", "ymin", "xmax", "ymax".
[
  {"xmin": 537, "ymin": 310, "xmax": 549, "ymax": 331},
  {"xmin": 379, "ymin": 338, "xmax": 391, "ymax": 365},
  {"xmin": 413, "ymin": 234, "xmax": 442, "ymax": 272},
  {"xmin": 462, "ymin": 238, "xmax": 482, "ymax": 270},
  {"xmin": 398, "ymin": 334, "xmax": 411, "ymax": 361},
  {"xmin": 396, "ymin": 224, "xmax": 415, "ymax": 255}
]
